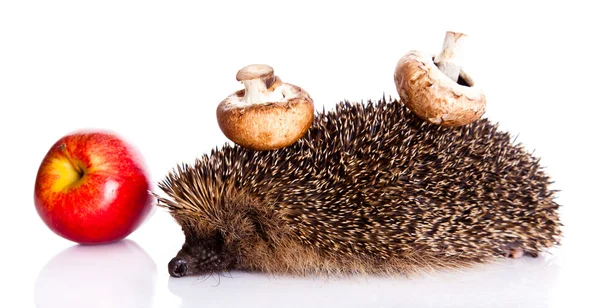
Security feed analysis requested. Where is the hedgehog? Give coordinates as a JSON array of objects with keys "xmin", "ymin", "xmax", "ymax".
[{"xmin": 156, "ymin": 97, "xmax": 561, "ymax": 278}]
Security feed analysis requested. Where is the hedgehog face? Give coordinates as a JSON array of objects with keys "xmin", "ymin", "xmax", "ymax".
[{"xmin": 168, "ymin": 227, "xmax": 237, "ymax": 277}]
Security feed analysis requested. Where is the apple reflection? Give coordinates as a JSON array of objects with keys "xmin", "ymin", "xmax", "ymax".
[{"xmin": 35, "ymin": 239, "xmax": 156, "ymax": 308}]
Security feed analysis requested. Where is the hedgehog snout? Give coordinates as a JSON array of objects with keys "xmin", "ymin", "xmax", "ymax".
[
  {"xmin": 168, "ymin": 231, "xmax": 237, "ymax": 277},
  {"xmin": 168, "ymin": 257, "xmax": 188, "ymax": 277}
]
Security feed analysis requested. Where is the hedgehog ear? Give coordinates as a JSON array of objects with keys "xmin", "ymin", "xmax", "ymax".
[{"xmin": 246, "ymin": 209, "xmax": 269, "ymax": 242}]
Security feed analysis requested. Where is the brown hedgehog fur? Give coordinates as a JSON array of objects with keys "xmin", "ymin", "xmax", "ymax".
[{"xmin": 156, "ymin": 97, "xmax": 561, "ymax": 278}]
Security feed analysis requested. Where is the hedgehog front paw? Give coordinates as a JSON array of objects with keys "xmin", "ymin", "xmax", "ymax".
[
  {"xmin": 508, "ymin": 247, "xmax": 524, "ymax": 259},
  {"xmin": 502, "ymin": 243, "xmax": 525, "ymax": 259}
]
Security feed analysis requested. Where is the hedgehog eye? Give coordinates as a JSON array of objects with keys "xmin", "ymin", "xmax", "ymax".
[
  {"xmin": 192, "ymin": 231, "xmax": 225, "ymax": 258},
  {"xmin": 214, "ymin": 230, "xmax": 225, "ymax": 248}
]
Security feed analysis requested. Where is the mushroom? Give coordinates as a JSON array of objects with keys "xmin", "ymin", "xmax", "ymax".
[
  {"xmin": 394, "ymin": 31, "xmax": 486, "ymax": 127},
  {"xmin": 217, "ymin": 64, "xmax": 314, "ymax": 151}
]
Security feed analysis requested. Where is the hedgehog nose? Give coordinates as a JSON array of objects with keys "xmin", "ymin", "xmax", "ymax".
[{"xmin": 168, "ymin": 257, "xmax": 188, "ymax": 277}]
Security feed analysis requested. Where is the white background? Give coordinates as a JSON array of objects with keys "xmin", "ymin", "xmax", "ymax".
[{"xmin": 1, "ymin": 1, "xmax": 598, "ymax": 307}]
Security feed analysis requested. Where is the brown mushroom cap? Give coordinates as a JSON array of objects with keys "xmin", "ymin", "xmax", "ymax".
[
  {"xmin": 394, "ymin": 50, "xmax": 486, "ymax": 127},
  {"xmin": 217, "ymin": 67, "xmax": 314, "ymax": 151},
  {"xmin": 235, "ymin": 64, "xmax": 274, "ymax": 81}
]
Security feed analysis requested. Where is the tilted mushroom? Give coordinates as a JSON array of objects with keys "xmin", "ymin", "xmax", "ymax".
[
  {"xmin": 394, "ymin": 31, "xmax": 486, "ymax": 127},
  {"xmin": 217, "ymin": 64, "xmax": 314, "ymax": 151}
]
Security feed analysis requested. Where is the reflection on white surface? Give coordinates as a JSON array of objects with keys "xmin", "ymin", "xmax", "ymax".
[
  {"xmin": 168, "ymin": 255, "xmax": 559, "ymax": 308},
  {"xmin": 35, "ymin": 240, "xmax": 157, "ymax": 308}
]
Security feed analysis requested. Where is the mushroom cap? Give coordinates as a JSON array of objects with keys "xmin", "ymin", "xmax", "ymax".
[
  {"xmin": 394, "ymin": 50, "xmax": 486, "ymax": 127},
  {"xmin": 236, "ymin": 64, "xmax": 274, "ymax": 81},
  {"xmin": 217, "ymin": 83, "xmax": 314, "ymax": 151}
]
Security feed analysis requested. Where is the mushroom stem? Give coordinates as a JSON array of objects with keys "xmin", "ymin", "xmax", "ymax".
[
  {"xmin": 434, "ymin": 31, "xmax": 468, "ymax": 83},
  {"xmin": 242, "ymin": 78, "xmax": 270, "ymax": 105},
  {"xmin": 237, "ymin": 64, "xmax": 283, "ymax": 105}
]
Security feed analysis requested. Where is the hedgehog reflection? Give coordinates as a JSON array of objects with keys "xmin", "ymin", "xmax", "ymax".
[{"xmin": 156, "ymin": 98, "xmax": 561, "ymax": 277}]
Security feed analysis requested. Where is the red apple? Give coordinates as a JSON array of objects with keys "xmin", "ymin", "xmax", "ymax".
[{"xmin": 34, "ymin": 131, "xmax": 153, "ymax": 244}]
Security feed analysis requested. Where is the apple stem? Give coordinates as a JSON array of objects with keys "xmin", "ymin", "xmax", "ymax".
[{"xmin": 59, "ymin": 143, "xmax": 84, "ymax": 176}]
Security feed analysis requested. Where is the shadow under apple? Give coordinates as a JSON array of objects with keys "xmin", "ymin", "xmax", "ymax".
[{"xmin": 35, "ymin": 239, "xmax": 157, "ymax": 308}]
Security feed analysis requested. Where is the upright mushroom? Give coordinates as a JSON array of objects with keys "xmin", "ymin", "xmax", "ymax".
[
  {"xmin": 394, "ymin": 31, "xmax": 486, "ymax": 127},
  {"xmin": 217, "ymin": 64, "xmax": 314, "ymax": 151}
]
